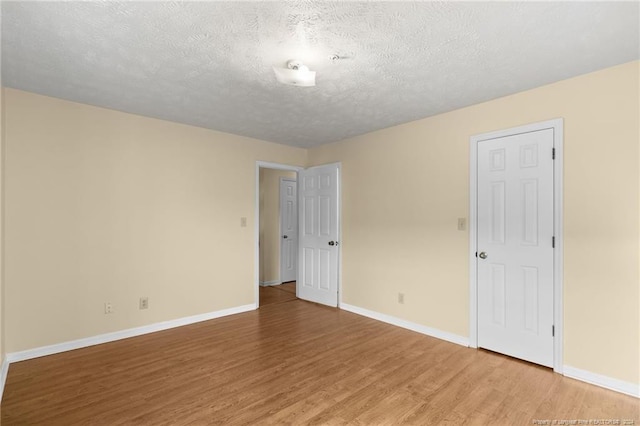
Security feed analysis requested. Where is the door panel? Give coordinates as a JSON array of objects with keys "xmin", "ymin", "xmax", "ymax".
[
  {"xmin": 490, "ymin": 181, "xmax": 506, "ymax": 244},
  {"xmin": 298, "ymin": 164, "xmax": 339, "ymax": 307},
  {"xmin": 490, "ymin": 263, "xmax": 506, "ymax": 326},
  {"xmin": 477, "ymin": 129, "xmax": 554, "ymax": 367},
  {"xmin": 280, "ymin": 178, "xmax": 297, "ymax": 283},
  {"xmin": 521, "ymin": 180, "xmax": 538, "ymax": 245},
  {"xmin": 523, "ymin": 266, "xmax": 539, "ymax": 332}
]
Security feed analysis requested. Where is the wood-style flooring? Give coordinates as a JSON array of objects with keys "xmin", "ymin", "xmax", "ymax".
[
  {"xmin": 259, "ymin": 281, "xmax": 297, "ymax": 306},
  {"xmin": 2, "ymin": 299, "xmax": 638, "ymax": 425}
]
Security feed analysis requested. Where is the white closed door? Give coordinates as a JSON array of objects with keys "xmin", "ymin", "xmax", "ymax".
[
  {"xmin": 477, "ymin": 129, "xmax": 554, "ymax": 367},
  {"xmin": 280, "ymin": 178, "xmax": 297, "ymax": 283},
  {"xmin": 298, "ymin": 164, "xmax": 339, "ymax": 307}
]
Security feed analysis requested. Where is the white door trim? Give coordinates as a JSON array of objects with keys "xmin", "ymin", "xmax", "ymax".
[
  {"xmin": 255, "ymin": 161, "xmax": 303, "ymax": 308},
  {"xmin": 469, "ymin": 118, "xmax": 564, "ymax": 373},
  {"xmin": 336, "ymin": 163, "xmax": 342, "ymax": 307},
  {"xmin": 279, "ymin": 176, "xmax": 297, "ymax": 284}
]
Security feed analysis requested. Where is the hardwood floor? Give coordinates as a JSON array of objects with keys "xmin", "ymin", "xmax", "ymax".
[
  {"xmin": 259, "ymin": 282, "xmax": 297, "ymax": 306},
  {"xmin": 276, "ymin": 282, "xmax": 296, "ymax": 295},
  {"xmin": 2, "ymin": 300, "xmax": 638, "ymax": 425}
]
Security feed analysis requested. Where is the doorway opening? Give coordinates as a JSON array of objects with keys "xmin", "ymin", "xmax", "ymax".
[
  {"xmin": 254, "ymin": 161, "xmax": 342, "ymax": 309},
  {"xmin": 256, "ymin": 163, "xmax": 302, "ymax": 307}
]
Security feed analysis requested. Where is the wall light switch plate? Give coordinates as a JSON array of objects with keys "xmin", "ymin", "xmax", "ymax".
[
  {"xmin": 139, "ymin": 297, "xmax": 149, "ymax": 310},
  {"xmin": 240, "ymin": 217, "xmax": 247, "ymax": 227},
  {"xmin": 457, "ymin": 218, "xmax": 467, "ymax": 231}
]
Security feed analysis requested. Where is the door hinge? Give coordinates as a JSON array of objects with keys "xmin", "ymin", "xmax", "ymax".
[
  {"xmin": 552, "ymin": 236, "xmax": 555, "ymax": 248},
  {"xmin": 552, "ymin": 148, "xmax": 556, "ymax": 160},
  {"xmin": 552, "ymin": 325, "xmax": 555, "ymax": 337}
]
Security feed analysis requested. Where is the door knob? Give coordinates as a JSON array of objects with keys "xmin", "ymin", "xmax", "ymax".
[
  {"xmin": 328, "ymin": 241, "xmax": 337, "ymax": 246},
  {"xmin": 479, "ymin": 252, "xmax": 488, "ymax": 259},
  {"xmin": 283, "ymin": 235, "xmax": 288, "ymax": 239}
]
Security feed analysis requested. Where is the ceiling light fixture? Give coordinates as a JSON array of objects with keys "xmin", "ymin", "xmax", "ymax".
[{"xmin": 273, "ymin": 60, "xmax": 316, "ymax": 87}]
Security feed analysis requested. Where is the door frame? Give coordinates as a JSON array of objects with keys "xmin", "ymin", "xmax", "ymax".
[
  {"xmin": 279, "ymin": 176, "xmax": 297, "ymax": 284},
  {"xmin": 468, "ymin": 118, "xmax": 564, "ymax": 373},
  {"xmin": 255, "ymin": 161, "xmax": 303, "ymax": 308}
]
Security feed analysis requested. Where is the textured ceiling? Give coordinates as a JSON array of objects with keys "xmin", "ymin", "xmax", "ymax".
[{"xmin": 2, "ymin": 1, "xmax": 639, "ymax": 148}]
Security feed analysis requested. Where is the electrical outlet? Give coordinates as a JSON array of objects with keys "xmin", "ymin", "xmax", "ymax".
[
  {"xmin": 104, "ymin": 302, "xmax": 114, "ymax": 314},
  {"xmin": 240, "ymin": 217, "xmax": 247, "ymax": 227},
  {"xmin": 457, "ymin": 218, "xmax": 467, "ymax": 231},
  {"xmin": 139, "ymin": 297, "xmax": 149, "ymax": 310},
  {"xmin": 398, "ymin": 293, "xmax": 405, "ymax": 304}
]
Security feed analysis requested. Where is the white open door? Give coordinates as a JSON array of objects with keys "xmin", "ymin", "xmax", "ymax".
[
  {"xmin": 298, "ymin": 163, "xmax": 340, "ymax": 307},
  {"xmin": 476, "ymin": 128, "xmax": 555, "ymax": 367},
  {"xmin": 280, "ymin": 178, "xmax": 297, "ymax": 283}
]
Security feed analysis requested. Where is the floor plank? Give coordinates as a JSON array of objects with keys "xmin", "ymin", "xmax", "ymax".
[{"xmin": 2, "ymin": 300, "xmax": 638, "ymax": 425}]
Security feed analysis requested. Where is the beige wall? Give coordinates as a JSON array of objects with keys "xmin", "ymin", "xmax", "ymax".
[
  {"xmin": 259, "ymin": 168, "xmax": 296, "ymax": 284},
  {"xmin": 308, "ymin": 61, "xmax": 640, "ymax": 385},
  {"xmin": 3, "ymin": 88, "xmax": 306, "ymax": 353}
]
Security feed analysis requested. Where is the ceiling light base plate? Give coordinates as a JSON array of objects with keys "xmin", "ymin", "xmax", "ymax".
[{"xmin": 274, "ymin": 59, "xmax": 316, "ymax": 87}]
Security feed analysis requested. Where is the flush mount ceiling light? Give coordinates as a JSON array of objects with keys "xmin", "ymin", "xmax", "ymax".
[{"xmin": 273, "ymin": 60, "xmax": 316, "ymax": 87}]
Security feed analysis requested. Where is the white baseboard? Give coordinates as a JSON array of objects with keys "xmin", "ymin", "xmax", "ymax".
[
  {"xmin": 0, "ymin": 356, "xmax": 9, "ymax": 402},
  {"xmin": 340, "ymin": 303, "xmax": 469, "ymax": 347},
  {"xmin": 563, "ymin": 365, "xmax": 639, "ymax": 398},
  {"xmin": 260, "ymin": 280, "xmax": 281, "ymax": 287},
  {"xmin": 5, "ymin": 304, "xmax": 256, "ymax": 364}
]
